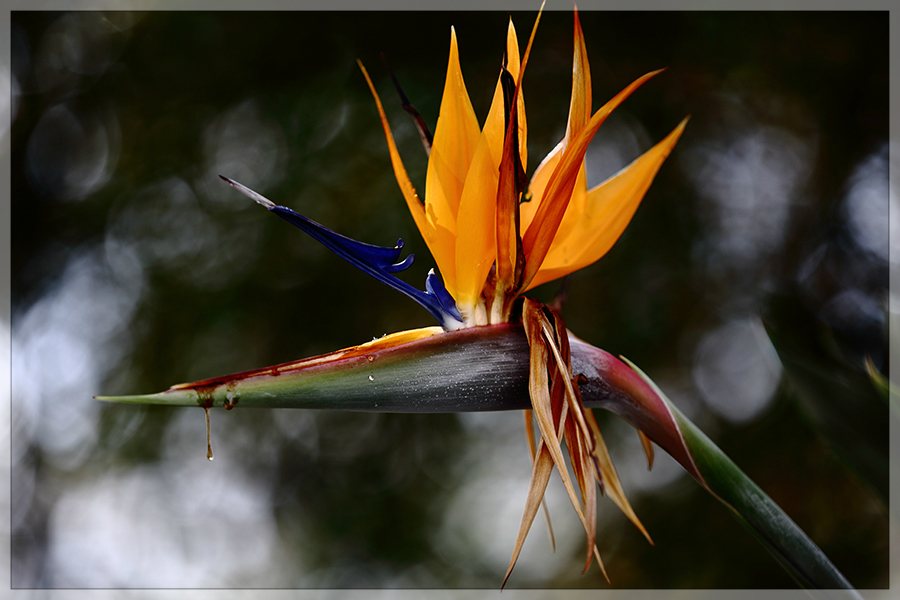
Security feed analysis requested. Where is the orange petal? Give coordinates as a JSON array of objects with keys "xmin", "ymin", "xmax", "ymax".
[
  {"xmin": 519, "ymin": 69, "xmax": 666, "ymax": 291},
  {"xmin": 453, "ymin": 21, "xmax": 524, "ymax": 313},
  {"xmin": 565, "ymin": 8, "xmax": 592, "ymax": 146},
  {"xmin": 548, "ymin": 162, "xmax": 589, "ymax": 252},
  {"xmin": 358, "ymin": 61, "xmax": 429, "ymax": 250},
  {"xmin": 519, "ymin": 9, "xmax": 590, "ymax": 236},
  {"xmin": 525, "ymin": 117, "xmax": 687, "ymax": 290},
  {"xmin": 425, "ymin": 219, "xmax": 459, "ymax": 298},
  {"xmin": 494, "ymin": 12, "xmax": 544, "ymax": 317},
  {"xmin": 424, "ymin": 27, "xmax": 482, "ymax": 293},
  {"xmin": 495, "ymin": 22, "xmax": 527, "ymax": 300},
  {"xmin": 452, "ymin": 141, "xmax": 498, "ymax": 314},
  {"xmin": 519, "ymin": 140, "xmax": 563, "ymax": 232},
  {"xmin": 513, "ymin": 12, "xmax": 536, "ymax": 168}
]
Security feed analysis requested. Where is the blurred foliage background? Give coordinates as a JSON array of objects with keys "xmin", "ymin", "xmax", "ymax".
[{"xmin": 9, "ymin": 8, "xmax": 892, "ymax": 589}]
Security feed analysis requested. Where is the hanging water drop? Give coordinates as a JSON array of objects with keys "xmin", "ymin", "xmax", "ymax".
[
  {"xmin": 205, "ymin": 406, "xmax": 214, "ymax": 461},
  {"xmin": 368, "ymin": 375, "xmax": 375, "ymax": 381}
]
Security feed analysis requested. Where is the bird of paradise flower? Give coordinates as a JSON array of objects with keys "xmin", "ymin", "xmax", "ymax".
[
  {"xmin": 219, "ymin": 8, "xmax": 684, "ymax": 583},
  {"xmin": 98, "ymin": 7, "xmax": 858, "ymax": 592}
]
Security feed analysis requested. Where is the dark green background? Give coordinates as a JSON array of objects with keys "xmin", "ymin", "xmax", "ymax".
[{"xmin": 10, "ymin": 10, "xmax": 889, "ymax": 589}]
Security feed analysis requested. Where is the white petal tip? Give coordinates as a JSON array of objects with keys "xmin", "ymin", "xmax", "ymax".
[{"xmin": 219, "ymin": 175, "xmax": 276, "ymax": 209}]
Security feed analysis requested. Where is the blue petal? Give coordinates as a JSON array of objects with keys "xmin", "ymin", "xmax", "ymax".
[
  {"xmin": 221, "ymin": 176, "xmax": 464, "ymax": 330},
  {"xmin": 425, "ymin": 269, "xmax": 463, "ymax": 322},
  {"xmin": 270, "ymin": 205, "xmax": 412, "ymax": 275}
]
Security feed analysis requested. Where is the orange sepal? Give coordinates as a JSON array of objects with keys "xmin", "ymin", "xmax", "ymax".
[
  {"xmin": 358, "ymin": 61, "xmax": 430, "ymax": 258},
  {"xmin": 424, "ymin": 27, "xmax": 482, "ymax": 293},
  {"xmin": 525, "ymin": 116, "xmax": 688, "ymax": 290},
  {"xmin": 519, "ymin": 69, "xmax": 666, "ymax": 292}
]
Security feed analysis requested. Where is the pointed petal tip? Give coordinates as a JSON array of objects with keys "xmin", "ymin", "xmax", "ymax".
[
  {"xmin": 219, "ymin": 175, "xmax": 276, "ymax": 209},
  {"xmin": 632, "ymin": 67, "xmax": 667, "ymax": 89},
  {"xmin": 665, "ymin": 116, "xmax": 690, "ymax": 147},
  {"xmin": 631, "ymin": 67, "xmax": 668, "ymax": 88}
]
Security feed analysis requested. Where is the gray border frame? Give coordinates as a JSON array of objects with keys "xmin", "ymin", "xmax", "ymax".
[{"xmin": 2, "ymin": 1, "xmax": 896, "ymax": 599}]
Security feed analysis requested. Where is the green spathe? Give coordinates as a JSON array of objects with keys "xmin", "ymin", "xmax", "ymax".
[{"xmin": 97, "ymin": 323, "xmax": 858, "ymax": 593}]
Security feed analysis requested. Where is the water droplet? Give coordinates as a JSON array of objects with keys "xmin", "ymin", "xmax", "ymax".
[
  {"xmin": 366, "ymin": 355, "xmax": 375, "ymax": 363},
  {"xmin": 368, "ymin": 375, "xmax": 374, "ymax": 381},
  {"xmin": 224, "ymin": 387, "xmax": 238, "ymax": 410},
  {"xmin": 204, "ymin": 406, "xmax": 214, "ymax": 461}
]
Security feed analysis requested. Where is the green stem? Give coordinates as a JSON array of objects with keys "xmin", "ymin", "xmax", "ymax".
[{"xmin": 624, "ymin": 358, "xmax": 860, "ymax": 595}]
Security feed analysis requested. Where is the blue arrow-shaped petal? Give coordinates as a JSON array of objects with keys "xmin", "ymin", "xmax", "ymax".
[{"xmin": 220, "ymin": 176, "xmax": 463, "ymax": 330}]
